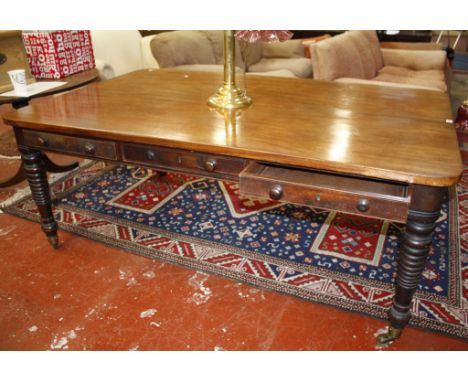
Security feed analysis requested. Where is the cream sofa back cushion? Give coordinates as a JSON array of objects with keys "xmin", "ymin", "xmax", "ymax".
[
  {"xmin": 199, "ymin": 30, "xmax": 248, "ymax": 69},
  {"xmin": 310, "ymin": 30, "xmax": 384, "ymax": 81},
  {"xmin": 150, "ymin": 30, "xmax": 217, "ymax": 68},
  {"xmin": 310, "ymin": 32, "xmax": 363, "ymax": 80},
  {"xmin": 347, "ymin": 31, "xmax": 379, "ymax": 78},
  {"xmin": 381, "ymin": 48, "xmax": 446, "ymax": 71},
  {"xmin": 262, "ymin": 39, "xmax": 304, "ymax": 59},
  {"xmin": 358, "ymin": 30, "xmax": 384, "ymax": 70}
]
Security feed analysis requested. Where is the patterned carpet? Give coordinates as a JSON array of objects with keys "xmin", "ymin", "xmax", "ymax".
[{"xmin": 3, "ymin": 162, "xmax": 468, "ymax": 340}]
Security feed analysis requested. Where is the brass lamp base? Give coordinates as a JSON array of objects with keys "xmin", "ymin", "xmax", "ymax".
[{"xmin": 208, "ymin": 85, "xmax": 252, "ymax": 110}]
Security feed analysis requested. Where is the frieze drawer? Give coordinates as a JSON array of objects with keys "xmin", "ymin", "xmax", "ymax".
[
  {"xmin": 21, "ymin": 130, "xmax": 117, "ymax": 160},
  {"xmin": 239, "ymin": 162, "xmax": 411, "ymax": 222},
  {"xmin": 122, "ymin": 143, "xmax": 247, "ymax": 179}
]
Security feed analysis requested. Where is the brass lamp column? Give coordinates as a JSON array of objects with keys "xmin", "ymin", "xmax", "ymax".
[{"xmin": 208, "ymin": 30, "xmax": 252, "ymax": 110}]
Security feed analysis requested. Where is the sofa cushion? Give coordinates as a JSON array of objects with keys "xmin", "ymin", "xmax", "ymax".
[
  {"xmin": 248, "ymin": 57, "xmax": 312, "ymax": 78},
  {"xmin": 171, "ymin": 64, "xmax": 244, "ymax": 75},
  {"xmin": 381, "ymin": 48, "xmax": 447, "ymax": 71},
  {"xmin": 310, "ymin": 32, "xmax": 366, "ymax": 80},
  {"xmin": 170, "ymin": 65, "xmax": 296, "ymax": 79},
  {"xmin": 346, "ymin": 31, "xmax": 380, "ymax": 78},
  {"xmin": 262, "ymin": 39, "xmax": 304, "ymax": 59},
  {"xmin": 196, "ymin": 30, "xmax": 262, "ymax": 69},
  {"xmin": 301, "ymin": 34, "xmax": 332, "ymax": 58},
  {"xmin": 198, "ymin": 30, "xmax": 224, "ymax": 64},
  {"xmin": 357, "ymin": 30, "xmax": 384, "ymax": 71},
  {"xmin": 171, "ymin": 64, "xmax": 224, "ymax": 73},
  {"xmin": 248, "ymin": 69, "xmax": 297, "ymax": 78},
  {"xmin": 198, "ymin": 30, "xmax": 246, "ymax": 69},
  {"xmin": 239, "ymin": 41, "xmax": 263, "ymax": 68},
  {"xmin": 150, "ymin": 30, "xmax": 217, "ymax": 68},
  {"xmin": 374, "ymin": 65, "xmax": 447, "ymax": 91}
]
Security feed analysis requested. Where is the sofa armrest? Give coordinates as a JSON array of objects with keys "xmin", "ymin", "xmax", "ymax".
[
  {"xmin": 141, "ymin": 35, "xmax": 161, "ymax": 69},
  {"xmin": 94, "ymin": 59, "xmax": 115, "ymax": 81},
  {"xmin": 381, "ymin": 48, "xmax": 447, "ymax": 70}
]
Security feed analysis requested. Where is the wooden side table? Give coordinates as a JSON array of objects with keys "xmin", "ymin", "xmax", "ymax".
[{"xmin": 0, "ymin": 68, "xmax": 99, "ymax": 188}]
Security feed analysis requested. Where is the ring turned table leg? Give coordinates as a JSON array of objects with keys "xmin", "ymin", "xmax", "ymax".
[
  {"xmin": 377, "ymin": 185, "xmax": 444, "ymax": 345},
  {"xmin": 19, "ymin": 146, "xmax": 59, "ymax": 248}
]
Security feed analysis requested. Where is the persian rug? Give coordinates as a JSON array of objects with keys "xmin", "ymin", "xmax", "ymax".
[{"xmin": 3, "ymin": 162, "xmax": 468, "ymax": 340}]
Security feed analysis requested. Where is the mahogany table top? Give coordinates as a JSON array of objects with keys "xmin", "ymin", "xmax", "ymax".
[{"xmin": 2, "ymin": 69, "xmax": 463, "ymax": 186}]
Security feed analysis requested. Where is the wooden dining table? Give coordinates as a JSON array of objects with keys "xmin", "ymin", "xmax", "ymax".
[{"xmin": 1, "ymin": 69, "xmax": 462, "ymax": 344}]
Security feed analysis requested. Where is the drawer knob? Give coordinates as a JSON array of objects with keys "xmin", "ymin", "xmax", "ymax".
[
  {"xmin": 84, "ymin": 143, "xmax": 96, "ymax": 155},
  {"xmin": 357, "ymin": 199, "xmax": 370, "ymax": 212},
  {"xmin": 147, "ymin": 150, "xmax": 156, "ymax": 160},
  {"xmin": 204, "ymin": 159, "xmax": 217, "ymax": 172},
  {"xmin": 269, "ymin": 185, "xmax": 283, "ymax": 200},
  {"xmin": 37, "ymin": 137, "xmax": 48, "ymax": 147}
]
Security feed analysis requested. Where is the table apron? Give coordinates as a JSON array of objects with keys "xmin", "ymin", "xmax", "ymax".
[{"xmin": 15, "ymin": 128, "xmax": 412, "ymax": 223}]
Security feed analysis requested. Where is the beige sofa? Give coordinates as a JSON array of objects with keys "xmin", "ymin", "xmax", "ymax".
[
  {"xmin": 148, "ymin": 30, "xmax": 313, "ymax": 78},
  {"xmin": 309, "ymin": 30, "xmax": 449, "ymax": 91}
]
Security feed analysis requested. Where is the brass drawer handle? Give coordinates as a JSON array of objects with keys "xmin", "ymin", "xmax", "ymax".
[
  {"xmin": 357, "ymin": 198, "xmax": 370, "ymax": 212},
  {"xmin": 269, "ymin": 185, "xmax": 283, "ymax": 200},
  {"xmin": 146, "ymin": 150, "xmax": 156, "ymax": 160},
  {"xmin": 37, "ymin": 136, "xmax": 48, "ymax": 147},
  {"xmin": 204, "ymin": 159, "xmax": 217, "ymax": 172},
  {"xmin": 84, "ymin": 143, "xmax": 96, "ymax": 155}
]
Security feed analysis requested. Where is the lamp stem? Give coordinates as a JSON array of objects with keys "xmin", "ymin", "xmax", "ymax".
[
  {"xmin": 224, "ymin": 30, "xmax": 235, "ymax": 87},
  {"xmin": 207, "ymin": 30, "xmax": 252, "ymax": 110}
]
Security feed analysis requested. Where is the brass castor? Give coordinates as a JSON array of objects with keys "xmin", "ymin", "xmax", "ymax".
[
  {"xmin": 376, "ymin": 326, "xmax": 402, "ymax": 345},
  {"xmin": 47, "ymin": 235, "xmax": 59, "ymax": 249}
]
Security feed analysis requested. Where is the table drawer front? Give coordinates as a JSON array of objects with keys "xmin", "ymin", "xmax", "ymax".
[
  {"xmin": 122, "ymin": 143, "xmax": 247, "ymax": 177},
  {"xmin": 240, "ymin": 163, "xmax": 410, "ymax": 222},
  {"xmin": 22, "ymin": 130, "xmax": 117, "ymax": 160}
]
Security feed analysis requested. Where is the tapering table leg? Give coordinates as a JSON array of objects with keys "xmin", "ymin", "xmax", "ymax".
[
  {"xmin": 19, "ymin": 147, "xmax": 58, "ymax": 248},
  {"xmin": 377, "ymin": 185, "xmax": 444, "ymax": 345}
]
